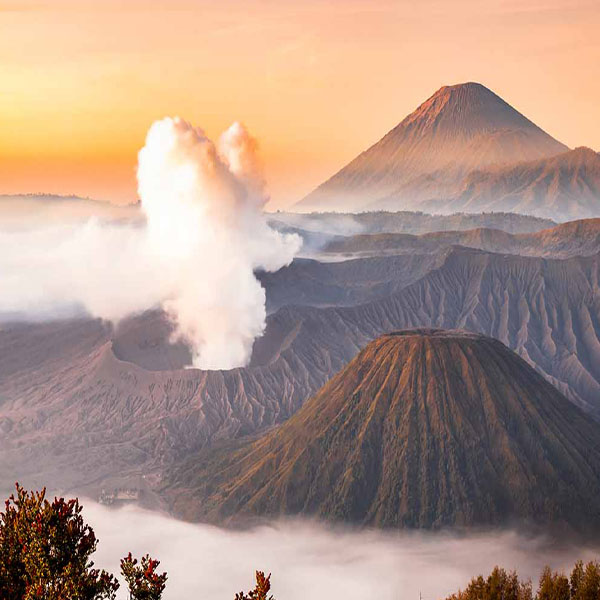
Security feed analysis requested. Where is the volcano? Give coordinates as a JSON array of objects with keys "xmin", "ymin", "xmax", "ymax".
[
  {"xmin": 298, "ymin": 82, "xmax": 567, "ymax": 212},
  {"xmin": 169, "ymin": 329, "xmax": 600, "ymax": 533}
]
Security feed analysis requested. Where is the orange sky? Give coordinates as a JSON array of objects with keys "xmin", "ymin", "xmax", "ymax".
[{"xmin": 1, "ymin": 0, "xmax": 599, "ymax": 208}]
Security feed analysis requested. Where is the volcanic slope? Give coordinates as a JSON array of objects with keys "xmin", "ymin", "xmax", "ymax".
[
  {"xmin": 260, "ymin": 219, "xmax": 600, "ymax": 313},
  {"xmin": 168, "ymin": 330, "xmax": 600, "ymax": 533},
  {"xmin": 403, "ymin": 147, "xmax": 600, "ymax": 220},
  {"xmin": 298, "ymin": 82, "xmax": 567, "ymax": 212},
  {"xmin": 3, "ymin": 248, "xmax": 600, "ymax": 498}
]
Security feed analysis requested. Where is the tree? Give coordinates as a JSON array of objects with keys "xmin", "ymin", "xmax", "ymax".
[
  {"xmin": 235, "ymin": 571, "xmax": 274, "ymax": 600},
  {"xmin": 570, "ymin": 561, "xmax": 585, "ymax": 599},
  {"xmin": 120, "ymin": 553, "xmax": 168, "ymax": 600},
  {"xmin": 0, "ymin": 484, "xmax": 119, "ymax": 600},
  {"xmin": 445, "ymin": 562, "xmax": 600, "ymax": 600},
  {"xmin": 537, "ymin": 566, "xmax": 570, "ymax": 600},
  {"xmin": 0, "ymin": 484, "xmax": 168, "ymax": 600},
  {"xmin": 446, "ymin": 566, "xmax": 532, "ymax": 600},
  {"xmin": 573, "ymin": 561, "xmax": 600, "ymax": 600}
]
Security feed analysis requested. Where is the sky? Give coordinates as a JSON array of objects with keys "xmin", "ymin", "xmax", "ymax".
[{"xmin": 1, "ymin": 0, "xmax": 599, "ymax": 209}]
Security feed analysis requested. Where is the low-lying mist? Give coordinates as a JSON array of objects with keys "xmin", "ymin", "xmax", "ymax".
[{"xmin": 84, "ymin": 502, "xmax": 599, "ymax": 600}]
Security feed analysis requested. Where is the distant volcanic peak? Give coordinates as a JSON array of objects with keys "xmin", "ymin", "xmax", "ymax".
[
  {"xmin": 403, "ymin": 82, "xmax": 516, "ymax": 132},
  {"xmin": 440, "ymin": 81, "xmax": 492, "ymax": 94},
  {"xmin": 389, "ymin": 81, "xmax": 559, "ymax": 144},
  {"xmin": 298, "ymin": 81, "xmax": 568, "ymax": 212}
]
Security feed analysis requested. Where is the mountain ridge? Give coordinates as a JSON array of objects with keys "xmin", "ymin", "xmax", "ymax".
[
  {"xmin": 321, "ymin": 217, "xmax": 600, "ymax": 259},
  {"xmin": 379, "ymin": 146, "xmax": 600, "ymax": 219}
]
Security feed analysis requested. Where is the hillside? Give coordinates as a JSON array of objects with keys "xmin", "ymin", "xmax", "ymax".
[
  {"xmin": 0, "ymin": 193, "xmax": 141, "ymax": 227},
  {"xmin": 257, "ymin": 253, "xmax": 444, "ymax": 313},
  {"xmin": 2, "ymin": 248, "xmax": 600, "ymax": 501},
  {"xmin": 392, "ymin": 147, "xmax": 600, "ymax": 221},
  {"xmin": 262, "ymin": 219, "xmax": 600, "ymax": 314},
  {"xmin": 298, "ymin": 82, "xmax": 567, "ymax": 212},
  {"xmin": 168, "ymin": 330, "xmax": 600, "ymax": 532},
  {"xmin": 322, "ymin": 218, "xmax": 600, "ymax": 259},
  {"xmin": 270, "ymin": 210, "xmax": 556, "ymax": 237}
]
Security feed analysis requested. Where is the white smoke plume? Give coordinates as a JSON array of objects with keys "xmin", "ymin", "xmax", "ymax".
[{"xmin": 0, "ymin": 118, "xmax": 301, "ymax": 369}]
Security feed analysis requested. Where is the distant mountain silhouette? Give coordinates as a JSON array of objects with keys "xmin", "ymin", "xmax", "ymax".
[
  {"xmin": 0, "ymin": 193, "xmax": 141, "ymax": 226},
  {"xmin": 168, "ymin": 330, "xmax": 600, "ymax": 533},
  {"xmin": 321, "ymin": 217, "xmax": 600, "ymax": 259},
  {"xmin": 400, "ymin": 147, "xmax": 600, "ymax": 221},
  {"xmin": 298, "ymin": 82, "xmax": 568, "ymax": 212}
]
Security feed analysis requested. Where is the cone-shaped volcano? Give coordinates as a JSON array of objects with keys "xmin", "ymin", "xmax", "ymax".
[
  {"xmin": 298, "ymin": 82, "xmax": 567, "ymax": 211},
  {"xmin": 170, "ymin": 329, "xmax": 600, "ymax": 532}
]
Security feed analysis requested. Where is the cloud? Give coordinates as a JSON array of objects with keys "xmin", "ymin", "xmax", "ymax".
[
  {"xmin": 84, "ymin": 502, "xmax": 600, "ymax": 600},
  {"xmin": 0, "ymin": 118, "xmax": 301, "ymax": 369}
]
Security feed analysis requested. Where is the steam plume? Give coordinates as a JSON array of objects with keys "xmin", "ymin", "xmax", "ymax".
[{"xmin": 0, "ymin": 118, "xmax": 300, "ymax": 369}]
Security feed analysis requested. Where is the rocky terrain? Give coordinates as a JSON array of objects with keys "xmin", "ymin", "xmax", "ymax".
[
  {"xmin": 261, "ymin": 219, "xmax": 600, "ymax": 314},
  {"xmin": 298, "ymin": 82, "xmax": 568, "ymax": 213},
  {"xmin": 259, "ymin": 247, "xmax": 600, "ymax": 416},
  {"xmin": 166, "ymin": 330, "xmax": 600, "ymax": 533},
  {"xmin": 2, "ymin": 237, "xmax": 600, "ymax": 504},
  {"xmin": 322, "ymin": 218, "xmax": 600, "ymax": 259},
  {"xmin": 257, "ymin": 253, "xmax": 444, "ymax": 312}
]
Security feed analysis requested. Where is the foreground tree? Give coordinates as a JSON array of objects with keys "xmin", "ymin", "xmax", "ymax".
[
  {"xmin": 0, "ymin": 484, "xmax": 168, "ymax": 600},
  {"xmin": 235, "ymin": 571, "xmax": 274, "ymax": 600},
  {"xmin": 445, "ymin": 562, "xmax": 600, "ymax": 600},
  {"xmin": 446, "ymin": 566, "xmax": 533, "ymax": 600},
  {"xmin": 120, "ymin": 553, "xmax": 167, "ymax": 600},
  {"xmin": 570, "ymin": 561, "xmax": 600, "ymax": 600},
  {"xmin": 537, "ymin": 565, "xmax": 570, "ymax": 600},
  {"xmin": 0, "ymin": 484, "xmax": 119, "ymax": 600}
]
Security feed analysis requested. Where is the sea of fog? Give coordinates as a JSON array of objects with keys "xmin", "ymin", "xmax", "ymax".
[{"xmin": 84, "ymin": 502, "xmax": 600, "ymax": 600}]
